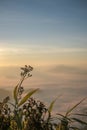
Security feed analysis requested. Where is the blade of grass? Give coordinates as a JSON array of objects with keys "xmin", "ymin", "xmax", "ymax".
[
  {"xmin": 65, "ymin": 97, "xmax": 86, "ymax": 117},
  {"xmin": 73, "ymin": 113, "xmax": 87, "ymax": 116},
  {"xmin": 48, "ymin": 95, "xmax": 61, "ymax": 113},
  {"xmin": 57, "ymin": 113, "xmax": 72, "ymax": 122},
  {"xmin": 18, "ymin": 88, "xmax": 39, "ymax": 107},
  {"xmin": 48, "ymin": 98, "xmax": 57, "ymax": 113},
  {"xmin": 13, "ymin": 84, "xmax": 19, "ymax": 104},
  {"xmin": 72, "ymin": 118, "xmax": 87, "ymax": 125}
]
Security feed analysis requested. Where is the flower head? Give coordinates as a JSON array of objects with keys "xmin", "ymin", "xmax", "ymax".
[{"xmin": 20, "ymin": 65, "xmax": 33, "ymax": 77}]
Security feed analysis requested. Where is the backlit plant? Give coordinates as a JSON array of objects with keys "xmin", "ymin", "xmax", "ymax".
[{"xmin": 0, "ymin": 65, "xmax": 87, "ymax": 130}]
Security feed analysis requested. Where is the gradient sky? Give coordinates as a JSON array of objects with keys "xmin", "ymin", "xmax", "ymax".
[
  {"xmin": 0, "ymin": 0, "xmax": 87, "ymax": 110},
  {"xmin": 0, "ymin": 0, "xmax": 87, "ymax": 66}
]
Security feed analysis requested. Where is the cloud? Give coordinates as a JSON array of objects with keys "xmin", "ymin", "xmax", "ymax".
[
  {"xmin": 0, "ymin": 65, "xmax": 87, "ymax": 89},
  {"xmin": 0, "ymin": 66, "xmax": 20, "ymax": 79},
  {"xmin": 0, "ymin": 65, "xmax": 86, "ymax": 119},
  {"xmin": 0, "ymin": 46, "xmax": 87, "ymax": 56},
  {"xmin": 48, "ymin": 65, "xmax": 87, "ymax": 75},
  {"xmin": 31, "ymin": 84, "xmax": 87, "ymax": 114}
]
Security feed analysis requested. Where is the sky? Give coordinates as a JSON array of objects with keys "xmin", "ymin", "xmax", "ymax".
[
  {"xmin": 0, "ymin": 0, "xmax": 87, "ymax": 112},
  {"xmin": 0, "ymin": 0, "xmax": 87, "ymax": 66}
]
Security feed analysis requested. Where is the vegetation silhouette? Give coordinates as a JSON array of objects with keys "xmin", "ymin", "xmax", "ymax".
[{"xmin": 0, "ymin": 65, "xmax": 87, "ymax": 130}]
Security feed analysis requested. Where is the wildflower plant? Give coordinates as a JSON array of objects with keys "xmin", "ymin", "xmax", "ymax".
[
  {"xmin": 0, "ymin": 65, "xmax": 57, "ymax": 130},
  {"xmin": 11, "ymin": 65, "xmax": 39, "ymax": 130}
]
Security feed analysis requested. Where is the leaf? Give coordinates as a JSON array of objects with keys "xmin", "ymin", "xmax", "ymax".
[
  {"xmin": 72, "ymin": 118, "xmax": 87, "ymax": 125},
  {"xmin": 48, "ymin": 99, "xmax": 57, "ymax": 113},
  {"xmin": 15, "ymin": 112, "xmax": 22, "ymax": 130},
  {"xmin": 57, "ymin": 113, "xmax": 66, "ymax": 118},
  {"xmin": 48, "ymin": 98, "xmax": 57, "ymax": 113},
  {"xmin": 57, "ymin": 113, "xmax": 72, "ymax": 122},
  {"xmin": 13, "ymin": 84, "xmax": 19, "ymax": 103},
  {"xmin": 65, "ymin": 97, "xmax": 86, "ymax": 117},
  {"xmin": 73, "ymin": 113, "xmax": 87, "ymax": 117},
  {"xmin": 56, "ymin": 125, "xmax": 61, "ymax": 130},
  {"xmin": 69, "ymin": 126, "xmax": 80, "ymax": 130},
  {"xmin": 3, "ymin": 96, "xmax": 10, "ymax": 103},
  {"xmin": 18, "ymin": 88, "xmax": 39, "ymax": 107}
]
